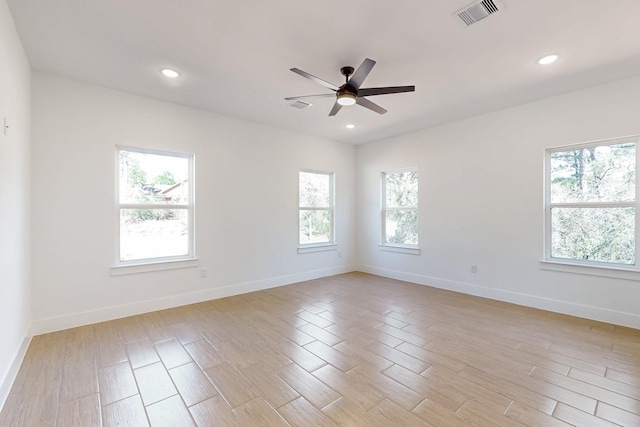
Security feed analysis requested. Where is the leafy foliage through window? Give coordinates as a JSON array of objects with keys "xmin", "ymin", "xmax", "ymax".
[
  {"xmin": 299, "ymin": 171, "xmax": 333, "ymax": 245},
  {"xmin": 117, "ymin": 147, "xmax": 193, "ymax": 263},
  {"xmin": 547, "ymin": 139, "xmax": 636, "ymax": 265},
  {"xmin": 383, "ymin": 170, "xmax": 418, "ymax": 246}
]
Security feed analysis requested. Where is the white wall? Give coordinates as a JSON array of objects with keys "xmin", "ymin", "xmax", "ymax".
[
  {"xmin": 357, "ymin": 75, "xmax": 640, "ymax": 329},
  {"xmin": 30, "ymin": 71, "xmax": 640, "ymax": 333},
  {"xmin": 0, "ymin": 0, "xmax": 31, "ymax": 408},
  {"xmin": 31, "ymin": 72, "xmax": 357, "ymax": 333}
]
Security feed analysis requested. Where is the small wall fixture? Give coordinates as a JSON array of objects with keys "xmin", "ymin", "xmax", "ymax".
[
  {"xmin": 345, "ymin": 124, "xmax": 355, "ymax": 129},
  {"xmin": 160, "ymin": 68, "xmax": 180, "ymax": 78}
]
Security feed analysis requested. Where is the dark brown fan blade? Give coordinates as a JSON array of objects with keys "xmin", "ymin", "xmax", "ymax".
[
  {"xmin": 356, "ymin": 97, "xmax": 387, "ymax": 114},
  {"xmin": 290, "ymin": 68, "xmax": 339, "ymax": 91},
  {"xmin": 348, "ymin": 58, "xmax": 376, "ymax": 90},
  {"xmin": 357, "ymin": 86, "xmax": 415, "ymax": 97},
  {"xmin": 328, "ymin": 101, "xmax": 343, "ymax": 116},
  {"xmin": 285, "ymin": 94, "xmax": 336, "ymax": 101}
]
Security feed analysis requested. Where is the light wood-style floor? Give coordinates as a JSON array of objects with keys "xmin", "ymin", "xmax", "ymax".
[{"xmin": 2, "ymin": 272, "xmax": 640, "ymax": 426}]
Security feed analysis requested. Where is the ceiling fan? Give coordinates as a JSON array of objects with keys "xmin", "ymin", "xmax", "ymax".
[{"xmin": 285, "ymin": 58, "xmax": 415, "ymax": 116}]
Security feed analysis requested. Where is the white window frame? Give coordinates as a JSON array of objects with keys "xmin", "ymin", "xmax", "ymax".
[
  {"xmin": 380, "ymin": 168, "xmax": 420, "ymax": 255},
  {"xmin": 542, "ymin": 136, "xmax": 640, "ymax": 277},
  {"xmin": 112, "ymin": 145, "xmax": 196, "ymax": 273},
  {"xmin": 298, "ymin": 170, "xmax": 336, "ymax": 253}
]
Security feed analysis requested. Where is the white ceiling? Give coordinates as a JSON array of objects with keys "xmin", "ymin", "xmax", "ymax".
[{"xmin": 8, "ymin": 0, "xmax": 640, "ymax": 144}]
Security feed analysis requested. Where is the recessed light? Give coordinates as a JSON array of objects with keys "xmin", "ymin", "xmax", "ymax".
[
  {"xmin": 160, "ymin": 68, "xmax": 180, "ymax": 78},
  {"xmin": 345, "ymin": 124, "xmax": 355, "ymax": 129},
  {"xmin": 538, "ymin": 54, "xmax": 559, "ymax": 65}
]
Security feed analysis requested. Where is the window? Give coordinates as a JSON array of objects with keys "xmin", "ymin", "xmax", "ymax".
[
  {"xmin": 545, "ymin": 137, "xmax": 636, "ymax": 266},
  {"xmin": 116, "ymin": 146, "xmax": 194, "ymax": 264},
  {"xmin": 299, "ymin": 171, "xmax": 334, "ymax": 246},
  {"xmin": 382, "ymin": 169, "xmax": 419, "ymax": 246}
]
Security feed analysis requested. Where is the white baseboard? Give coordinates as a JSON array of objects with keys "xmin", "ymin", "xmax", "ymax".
[
  {"xmin": 0, "ymin": 331, "xmax": 31, "ymax": 413},
  {"xmin": 31, "ymin": 265, "xmax": 357, "ymax": 335},
  {"xmin": 358, "ymin": 265, "xmax": 640, "ymax": 330}
]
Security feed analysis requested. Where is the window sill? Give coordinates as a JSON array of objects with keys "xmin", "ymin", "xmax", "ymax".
[
  {"xmin": 539, "ymin": 259, "xmax": 640, "ymax": 281},
  {"xmin": 298, "ymin": 244, "xmax": 337, "ymax": 254},
  {"xmin": 378, "ymin": 244, "xmax": 421, "ymax": 255},
  {"xmin": 110, "ymin": 258, "xmax": 199, "ymax": 276}
]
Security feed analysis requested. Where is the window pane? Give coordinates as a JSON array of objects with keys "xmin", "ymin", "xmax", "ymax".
[
  {"xmin": 119, "ymin": 150, "xmax": 189, "ymax": 204},
  {"xmin": 551, "ymin": 207, "xmax": 635, "ymax": 264},
  {"xmin": 120, "ymin": 209, "xmax": 189, "ymax": 261},
  {"xmin": 299, "ymin": 172, "xmax": 330, "ymax": 208},
  {"xmin": 550, "ymin": 143, "xmax": 635, "ymax": 203},
  {"xmin": 385, "ymin": 171, "xmax": 418, "ymax": 208},
  {"xmin": 299, "ymin": 209, "xmax": 330, "ymax": 244},
  {"xmin": 385, "ymin": 209, "xmax": 418, "ymax": 245}
]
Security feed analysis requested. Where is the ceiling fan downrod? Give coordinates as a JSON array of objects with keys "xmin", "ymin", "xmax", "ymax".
[{"xmin": 340, "ymin": 66, "xmax": 354, "ymax": 83}]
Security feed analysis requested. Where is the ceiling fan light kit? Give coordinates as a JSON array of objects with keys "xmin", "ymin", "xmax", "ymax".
[
  {"xmin": 286, "ymin": 58, "xmax": 415, "ymax": 116},
  {"xmin": 336, "ymin": 90, "xmax": 356, "ymax": 106}
]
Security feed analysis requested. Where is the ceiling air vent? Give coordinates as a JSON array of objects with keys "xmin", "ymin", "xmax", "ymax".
[
  {"xmin": 456, "ymin": 0, "xmax": 501, "ymax": 26},
  {"xmin": 290, "ymin": 100, "xmax": 312, "ymax": 109}
]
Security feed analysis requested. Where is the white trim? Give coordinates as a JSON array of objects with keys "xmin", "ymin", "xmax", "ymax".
[
  {"xmin": 547, "ymin": 135, "xmax": 639, "ymax": 153},
  {"xmin": 116, "ymin": 145, "xmax": 194, "ymax": 159},
  {"xmin": 381, "ymin": 166, "xmax": 419, "ymax": 174},
  {"xmin": 539, "ymin": 260, "xmax": 640, "ymax": 281},
  {"xmin": 119, "ymin": 203, "xmax": 190, "ymax": 209},
  {"xmin": 0, "ymin": 332, "xmax": 31, "ymax": 412},
  {"xmin": 32, "ymin": 265, "xmax": 357, "ymax": 335},
  {"xmin": 378, "ymin": 244, "xmax": 421, "ymax": 255},
  {"xmin": 298, "ymin": 244, "xmax": 338, "ymax": 254},
  {"xmin": 299, "ymin": 168, "xmax": 334, "ymax": 176},
  {"xmin": 358, "ymin": 264, "xmax": 640, "ymax": 330},
  {"xmin": 110, "ymin": 258, "xmax": 199, "ymax": 276},
  {"xmin": 549, "ymin": 202, "xmax": 635, "ymax": 209}
]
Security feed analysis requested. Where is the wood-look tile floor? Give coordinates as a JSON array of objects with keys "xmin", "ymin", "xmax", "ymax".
[{"xmin": 2, "ymin": 272, "xmax": 640, "ymax": 426}]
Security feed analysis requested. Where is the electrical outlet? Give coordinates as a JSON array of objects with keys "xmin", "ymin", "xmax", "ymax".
[
  {"xmin": 471, "ymin": 264, "xmax": 478, "ymax": 273},
  {"xmin": 338, "ymin": 251, "xmax": 342, "ymax": 258},
  {"xmin": 3, "ymin": 117, "xmax": 8, "ymax": 136},
  {"xmin": 200, "ymin": 268, "xmax": 207, "ymax": 278}
]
